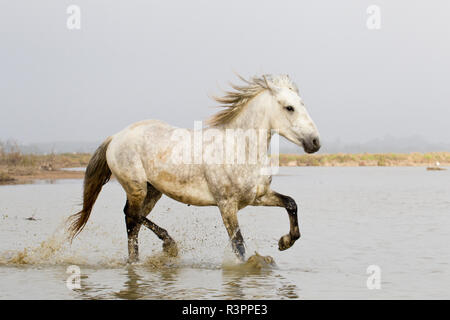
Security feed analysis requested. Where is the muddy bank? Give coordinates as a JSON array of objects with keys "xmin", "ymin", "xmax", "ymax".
[
  {"xmin": 0, "ymin": 152, "xmax": 90, "ymax": 185},
  {"xmin": 0, "ymin": 169, "xmax": 85, "ymax": 185}
]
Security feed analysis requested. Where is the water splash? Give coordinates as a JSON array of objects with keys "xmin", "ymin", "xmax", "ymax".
[
  {"xmin": 0, "ymin": 222, "xmax": 125, "ymax": 267},
  {"xmin": 141, "ymin": 252, "xmax": 180, "ymax": 270},
  {"xmin": 223, "ymin": 251, "xmax": 277, "ymax": 272},
  {"xmin": 0, "ymin": 228, "xmax": 71, "ymax": 265}
]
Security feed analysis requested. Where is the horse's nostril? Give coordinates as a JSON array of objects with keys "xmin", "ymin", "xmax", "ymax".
[{"xmin": 312, "ymin": 138, "xmax": 320, "ymax": 148}]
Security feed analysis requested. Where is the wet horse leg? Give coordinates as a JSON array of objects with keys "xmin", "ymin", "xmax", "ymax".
[
  {"xmin": 218, "ymin": 202, "xmax": 246, "ymax": 261},
  {"xmin": 124, "ymin": 200, "xmax": 141, "ymax": 263},
  {"xmin": 139, "ymin": 183, "xmax": 177, "ymax": 256},
  {"xmin": 124, "ymin": 182, "xmax": 177, "ymax": 263},
  {"xmin": 253, "ymin": 191, "xmax": 300, "ymax": 251}
]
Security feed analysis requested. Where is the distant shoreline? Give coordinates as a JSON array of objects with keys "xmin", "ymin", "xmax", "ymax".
[
  {"xmin": 279, "ymin": 152, "xmax": 450, "ymax": 167},
  {"xmin": 0, "ymin": 152, "xmax": 90, "ymax": 185},
  {"xmin": 1, "ymin": 152, "xmax": 448, "ymax": 185}
]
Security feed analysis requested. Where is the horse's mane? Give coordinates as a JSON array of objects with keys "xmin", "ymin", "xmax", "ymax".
[{"xmin": 207, "ymin": 74, "xmax": 299, "ymax": 127}]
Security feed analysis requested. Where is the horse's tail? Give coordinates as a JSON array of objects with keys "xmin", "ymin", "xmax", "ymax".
[{"xmin": 67, "ymin": 136, "xmax": 113, "ymax": 240}]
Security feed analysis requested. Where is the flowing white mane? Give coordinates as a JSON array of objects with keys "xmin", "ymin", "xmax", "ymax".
[{"xmin": 207, "ymin": 74, "xmax": 299, "ymax": 127}]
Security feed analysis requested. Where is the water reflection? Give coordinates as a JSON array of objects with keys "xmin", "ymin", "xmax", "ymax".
[
  {"xmin": 114, "ymin": 266, "xmax": 144, "ymax": 300},
  {"xmin": 277, "ymin": 283, "xmax": 300, "ymax": 299},
  {"xmin": 71, "ymin": 261, "xmax": 297, "ymax": 299},
  {"xmin": 110, "ymin": 265, "xmax": 178, "ymax": 299},
  {"xmin": 67, "ymin": 259, "xmax": 300, "ymax": 300},
  {"xmin": 221, "ymin": 268, "xmax": 274, "ymax": 299},
  {"xmin": 74, "ymin": 274, "xmax": 114, "ymax": 300},
  {"xmin": 222, "ymin": 267, "xmax": 299, "ymax": 299}
]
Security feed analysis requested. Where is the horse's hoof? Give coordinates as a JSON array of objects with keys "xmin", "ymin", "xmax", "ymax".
[
  {"xmin": 235, "ymin": 253, "xmax": 246, "ymax": 263},
  {"xmin": 163, "ymin": 239, "xmax": 178, "ymax": 257},
  {"xmin": 278, "ymin": 234, "xmax": 293, "ymax": 251},
  {"xmin": 233, "ymin": 243, "xmax": 246, "ymax": 262}
]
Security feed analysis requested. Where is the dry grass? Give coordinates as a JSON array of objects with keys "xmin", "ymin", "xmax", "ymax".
[
  {"xmin": 0, "ymin": 152, "xmax": 91, "ymax": 168},
  {"xmin": 279, "ymin": 152, "xmax": 450, "ymax": 167},
  {"xmin": 0, "ymin": 171, "xmax": 15, "ymax": 183}
]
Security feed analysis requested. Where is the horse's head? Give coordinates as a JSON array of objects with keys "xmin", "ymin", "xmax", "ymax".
[
  {"xmin": 209, "ymin": 74, "xmax": 321, "ymax": 153},
  {"xmin": 265, "ymin": 75, "xmax": 321, "ymax": 154}
]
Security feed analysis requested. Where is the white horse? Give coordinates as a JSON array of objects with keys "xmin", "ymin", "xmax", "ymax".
[{"xmin": 68, "ymin": 74, "xmax": 321, "ymax": 263}]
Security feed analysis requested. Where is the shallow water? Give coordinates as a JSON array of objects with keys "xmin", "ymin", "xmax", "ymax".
[{"xmin": 0, "ymin": 167, "xmax": 449, "ymax": 299}]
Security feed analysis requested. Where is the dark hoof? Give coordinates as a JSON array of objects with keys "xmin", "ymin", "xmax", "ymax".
[
  {"xmin": 233, "ymin": 242, "xmax": 246, "ymax": 262},
  {"xmin": 278, "ymin": 233, "xmax": 299, "ymax": 251},
  {"xmin": 235, "ymin": 253, "xmax": 246, "ymax": 263},
  {"xmin": 163, "ymin": 239, "xmax": 178, "ymax": 257}
]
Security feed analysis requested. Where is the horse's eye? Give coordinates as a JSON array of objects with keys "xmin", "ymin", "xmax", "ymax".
[{"xmin": 285, "ymin": 106, "xmax": 295, "ymax": 112}]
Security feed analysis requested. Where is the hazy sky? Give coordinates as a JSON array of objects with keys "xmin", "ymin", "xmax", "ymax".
[{"xmin": 1, "ymin": 1, "xmax": 449, "ymax": 146}]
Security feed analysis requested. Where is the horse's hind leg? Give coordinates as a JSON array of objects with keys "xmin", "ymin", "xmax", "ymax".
[
  {"xmin": 122, "ymin": 182, "xmax": 147, "ymax": 263},
  {"xmin": 141, "ymin": 183, "xmax": 178, "ymax": 257},
  {"xmin": 124, "ymin": 200, "xmax": 141, "ymax": 263},
  {"xmin": 123, "ymin": 182, "xmax": 177, "ymax": 262}
]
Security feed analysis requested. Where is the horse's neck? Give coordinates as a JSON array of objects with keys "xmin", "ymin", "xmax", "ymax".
[
  {"xmin": 221, "ymin": 94, "xmax": 271, "ymax": 130},
  {"xmin": 219, "ymin": 95, "xmax": 273, "ymax": 157}
]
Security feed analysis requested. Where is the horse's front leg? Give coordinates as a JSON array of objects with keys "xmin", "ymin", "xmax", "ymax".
[
  {"xmin": 254, "ymin": 191, "xmax": 300, "ymax": 251},
  {"xmin": 218, "ymin": 202, "xmax": 246, "ymax": 261}
]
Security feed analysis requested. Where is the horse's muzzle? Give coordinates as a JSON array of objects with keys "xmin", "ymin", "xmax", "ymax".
[{"xmin": 303, "ymin": 136, "xmax": 321, "ymax": 154}]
